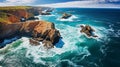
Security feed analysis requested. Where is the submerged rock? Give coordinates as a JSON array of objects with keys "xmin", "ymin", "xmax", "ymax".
[
  {"xmin": 29, "ymin": 38, "xmax": 40, "ymax": 46},
  {"xmin": 0, "ymin": 21, "xmax": 61, "ymax": 48},
  {"xmin": 42, "ymin": 40, "xmax": 54, "ymax": 49},
  {"xmin": 80, "ymin": 25, "xmax": 98, "ymax": 37}
]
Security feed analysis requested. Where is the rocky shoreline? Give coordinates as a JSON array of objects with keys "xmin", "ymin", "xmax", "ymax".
[
  {"xmin": 0, "ymin": 21, "xmax": 61, "ymax": 48},
  {"xmin": 0, "ymin": 6, "xmax": 60, "ymax": 49}
]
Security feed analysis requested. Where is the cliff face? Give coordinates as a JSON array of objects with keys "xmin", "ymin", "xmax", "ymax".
[
  {"xmin": 0, "ymin": 22, "xmax": 22, "ymax": 39},
  {"xmin": 0, "ymin": 21, "xmax": 60, "ymax": 46},
  {"xmin": 0, "ymin": 7, "xmax": 43, "ymax": 24},
  {"xmin": 0, "ymin": 6, "xmax": 59, "ymax": 48},
  {"xmin": 7, "ymin": 9, "xmax": 30, "ymax": 23},
  {"xmin": 0, "ymin": 9, "xmax": 33, "ymax": 23}
]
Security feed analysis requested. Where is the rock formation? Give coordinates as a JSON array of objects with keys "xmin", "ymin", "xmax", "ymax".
[
  {"xmin": 0, "ymin": 21, "xmax": 61, "ymax": 48},
  {"xmin": 80, "ymin": 25, "xmax": 98, "ymax": 37},
  {"xmin": 0, "ymin": 6, "xmax": 49, "ymax": 24},
  {"xmin": 61, "ymin": 13, "xmax": 72, "ymax": 19},
  {"xmin": 0, "ymin": 6, "xmax": 58, "ymax": 48}
]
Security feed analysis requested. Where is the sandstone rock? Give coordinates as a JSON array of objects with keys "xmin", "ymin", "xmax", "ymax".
[{"xmin": 0, "ymin": 21, "xmax": 61, "ymax": 48}]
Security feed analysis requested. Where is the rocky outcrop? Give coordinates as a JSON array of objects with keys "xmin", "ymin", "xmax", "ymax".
[
  {"xmin": 80, "ymin": 25, "xmax": 98, "ymax": 37},
  {"xmin": 61, "ymin": 13, "xmax": 72, "ymax": 19},
  {"xmin": 0, "ymin": 21, "xmax": 61, "ymax": 48}
]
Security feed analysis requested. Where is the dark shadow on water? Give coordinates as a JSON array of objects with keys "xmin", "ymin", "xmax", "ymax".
[
  {"xmin": 55, "ymin": 37, "xmax": 64, "ymax": 48},
  {"xmin": 0, "ymin": 36, "xmax": 21, "ymax": 48}
]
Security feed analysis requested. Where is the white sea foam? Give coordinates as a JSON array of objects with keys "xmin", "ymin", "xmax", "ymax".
[
  {"xmin": 58, "ymin": 59, "xmax": 81, "ymax": 67},
  {"xmin": 78, "ymin": 24, "xmax": 109, "ymax": 42},
  {"xmin": 0, "ymin": 20, "xmax": 109, "ymax": 65},
  {"xmin": 0, "ymin": 55, "xmax": 4, "ymax": 61},
  {"xmin": 34, "ymin": 16, "xmax": 42, "ymax": 20},
  {"xmin": 0, "ymin": 23, "xmax": 108, "ymax": 66},
  {"xmin": 117, "ymin": 30, "xmax": 120, "ymax": 36},
  {"xmin": 37, "ymin": 14, "xmax": 55, "ymax": 17},
  {"xmin": 108, "ymin": 24, "xmax": 120, "ymax": 37},
  {"xmin": 10, "ymin": 24, "xmax": 90, "ymax": 64},
  {"xmin": 35, "ymin": 14, "xmax": 55, "ymax": 21}
]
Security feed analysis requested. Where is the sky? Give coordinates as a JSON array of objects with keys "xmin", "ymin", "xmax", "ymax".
[{"xmin": 0, "ymin": 0, "xmax": 120, "ymax": 8}]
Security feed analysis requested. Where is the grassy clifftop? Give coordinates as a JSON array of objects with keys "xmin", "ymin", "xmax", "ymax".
[
  {"xmin": 0, "ymin": 6, "xmax": 51, "ymax": 24},
  {"xmin": 0, "ymin": 6, "xmax": 31, "ymax": 10},
  {"xmin": 0, "ymin": 6, "xmax": 34, "ymax": 24}
]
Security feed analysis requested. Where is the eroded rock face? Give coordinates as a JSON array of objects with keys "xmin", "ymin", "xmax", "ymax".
[
  {"xmin": 0, "ymin": 9, "xmax": 31, "ymax": 23},
  {"xmin": 0, "ymin": 21, "xmax": 61, "ymax": 48},
  {"xmin": 0, "ymin": 22, "xmax": 22, "ymax": 39},
  {"xmin": 0, "ymin": 8, "xmax": 42, "ymax": 24},
  {"xmin": 7, "ymin": 9, "xmax": 30, "ymax": 23}
]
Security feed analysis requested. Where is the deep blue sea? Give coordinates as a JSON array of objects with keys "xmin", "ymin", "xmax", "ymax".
[{"xmin": 0, "ymin": 8, "xmax": 120, "ymax": 67}]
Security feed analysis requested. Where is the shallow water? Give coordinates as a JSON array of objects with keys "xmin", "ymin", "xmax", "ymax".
[{"xmin": 0, "ymin": 8, "xmax": 120, "ymax": 67}]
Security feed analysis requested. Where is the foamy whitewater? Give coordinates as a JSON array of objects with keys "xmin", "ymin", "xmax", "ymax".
[{"xmin": 0, "ymin": 8, "xmax": 120, "ymax": 67}]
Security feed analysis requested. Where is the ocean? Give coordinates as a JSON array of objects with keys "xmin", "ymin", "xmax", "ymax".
[{"xmin": 0, "ymin": 8, "xmax": 120, "ymax": 67}]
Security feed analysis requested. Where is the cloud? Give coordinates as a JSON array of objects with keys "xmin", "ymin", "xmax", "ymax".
[
  {"xmin": 38, "ymin": 1, "xmax": 120, "ymax": 8},
  {"xmin": 0, "ymin": 0, "xmax": 36, "ymax": 6},
  {"xmin": 5, "ymin": 0, "xmax": 35, "ymax": 3},
  {"xmin": 0, "ymin": 0, "xmax": 119, "ymax": 8},
  {"xmin": 96, "ymin": 0, "xmax": 120, "ymax": 3},
  {"xmin": 77, "ymin": 0, "xmax": 120, "ymax": 3}
]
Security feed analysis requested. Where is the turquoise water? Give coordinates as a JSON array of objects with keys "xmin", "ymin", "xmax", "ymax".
[{"xmin": 0, "ymin": 8, "xmax": 120, "ymax": 67}]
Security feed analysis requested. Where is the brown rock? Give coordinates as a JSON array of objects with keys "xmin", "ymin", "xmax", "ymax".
[
  {"xmin": 0, "ymin": 22, "xmax": 22, "ymax": 39},
  {"xmin": 33, "ymin": 37, "xmax": 44, "ymax": 41},
  {"xmin": 29, "ymin": 38, "xmax": 40, "ymax": 46},
  {"xmin": 42, "ymin": 40, "xmax": 54, "ymax": 49},
  {"xmin": 80, "ymin": 25, "xmax": 98, "ymax": 37},
  {"xmin": 0, "ymin": 21, "xmax": 61, "ymax": 48}
]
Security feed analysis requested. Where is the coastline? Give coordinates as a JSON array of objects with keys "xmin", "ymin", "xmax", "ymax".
[{"xmin": 0, "ymin": 6, "xmax": 60, "ymax": 49}]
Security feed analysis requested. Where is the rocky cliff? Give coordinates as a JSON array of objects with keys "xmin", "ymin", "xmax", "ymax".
[
  {"xmin": 0, "ymin": 6, "xmax": 44, "ymax": 24},
  {"xmin": 0, "ymin": 21, "xmax": 61, "ymax": 48},
  {"xmin": 0, "ymin": 6, "xmax": 59, "ymax": 48}
]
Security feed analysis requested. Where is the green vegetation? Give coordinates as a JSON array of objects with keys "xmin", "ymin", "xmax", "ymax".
[
  {"xmin": 0, "ymin": 17, "xmax": 10, "ymax": 24},
  {"xmin": 0, "ymin": 6, "xmax": 32, "ymax": 10},
  {"xmin": 0, "ymin": 6, "xmax": 32, "ymax": 23},
  {"xmin": 0, "ymin": 12, "xmax": 9, "ymax": 23}
]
